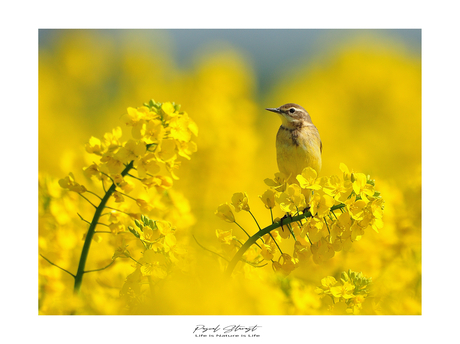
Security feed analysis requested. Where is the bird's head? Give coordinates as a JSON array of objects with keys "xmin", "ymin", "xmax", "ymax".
[{"xmin": 266, "ymin": 103, "xmax": 313, "ymax": 128}]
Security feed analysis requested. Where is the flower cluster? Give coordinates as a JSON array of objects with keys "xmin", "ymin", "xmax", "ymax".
[
  {"xmin": 58, "ymin": 100, "xmax": 198, "ymax": 241},
  {"xmin": 61, "ymin": 100, "xmax": 198, "ymax": 199},
  {"xmin": 128, "ymin": 215, "xmax": 183, "ymax": 263},
  {"xmin": 215, "ymin": 164, "xmax": 384, "ymax": 276},
  {"xmin": 118, "ymin": 214, "xmax": 187, "ymax": 303},
  {"xmin": 51, "ymin": 100, "xmax": 198, "ymax": 297},
  {"xmin": 316, "ymin": 270, "xmax": 372, "ymax": 314},
  {"xmin": 214, "ymin": 192, "xmax": 266, "ymax": 267},
  {"xmin": 58, "ymin": 172, "xmax": 87, "ymax": 194}
]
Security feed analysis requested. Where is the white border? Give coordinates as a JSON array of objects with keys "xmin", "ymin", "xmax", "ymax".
[{"xmin": 3, "ymin": 1, "xmax": 459, "ymax": 343}]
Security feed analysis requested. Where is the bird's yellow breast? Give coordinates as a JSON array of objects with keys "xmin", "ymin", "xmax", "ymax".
[{"xmin": 276, "ymin": 124, "xmax": 322, "ymax": 184}]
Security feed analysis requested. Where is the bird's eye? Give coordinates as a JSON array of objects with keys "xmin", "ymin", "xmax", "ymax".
[{"xmin": 289, "ymin": 108, "xmax": 295, "ymax": 114}]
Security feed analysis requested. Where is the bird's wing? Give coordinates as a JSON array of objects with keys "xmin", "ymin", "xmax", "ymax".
[{"xmin": 320, "ymin": 140, "xmax": 323, "ymax": 154}]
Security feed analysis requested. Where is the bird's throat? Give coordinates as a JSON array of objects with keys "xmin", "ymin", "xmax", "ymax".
[{"xmin": 279, "ymin": 125, "xmax": 301, "ymax": 146}]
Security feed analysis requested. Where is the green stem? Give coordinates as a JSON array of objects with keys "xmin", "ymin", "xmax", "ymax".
[
  {"xmin": 40, "ymin": 254, "xmax": 75, "ymax": 278},
  {"xmin": 193, "ymin": 235, "xmax": 230, "ymax": 262},
  {"xmin": 324, "ymin": 218, "xmax": 330, "ymax": 234},
  {"xmin": 129, "ymin": 256, "xmax": 143, "ymax": 265},
  {"xmin": 73, "ymin": 161, "xmax": 134, "ymax": 294},
  {"xmin": 79, "ymin": 193, "xmax": 97, "ymax": 208},
  {"xmin": 224, "ymin": 203, "xmax": 345, "ymax": 277},
  {"xmin": 269, "ymin": 233, "xmax": 283, "ymax": 255},
  {"xmin": 234, "ymin": 221, "xmax": 251, "ymax": 238},
  {"xmin": 235, "ymin": 221, "xmax": 263, "ymax": 248},
  {"xmin": 86, "ymin": 190, "xmax": 102, "ymax": 200},
  {"xmin": 286, "ymin": 222, "xmax": 297, "ymax": 241},
  {"xmin": 84, "ymin": 259, "xmax": 115, "ymax": 273},
  {"xmin": 248, "ymin": 210, "xmax": 262, "ymax": 230}
]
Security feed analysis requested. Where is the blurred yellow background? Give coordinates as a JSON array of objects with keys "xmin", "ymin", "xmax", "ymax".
[{"xmin": 39, "ymin": 29, "xmax": 421, "ymax": 315}]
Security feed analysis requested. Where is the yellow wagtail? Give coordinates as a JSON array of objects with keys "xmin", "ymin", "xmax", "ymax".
[{"xmin": 266, "ymin": 103, "xmax": 322, "ymax": 195}]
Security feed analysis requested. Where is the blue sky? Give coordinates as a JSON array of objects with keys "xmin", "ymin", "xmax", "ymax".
[{"xmin": 39, "ymin": 29, "xmax": 421, "ymax": 95}]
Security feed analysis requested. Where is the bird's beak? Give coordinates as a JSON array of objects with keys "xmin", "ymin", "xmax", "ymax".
[{"xmin": 266, "ymin": 107, "xmax": 281, "ymax": 114}]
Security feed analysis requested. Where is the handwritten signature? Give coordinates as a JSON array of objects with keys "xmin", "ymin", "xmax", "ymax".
[{"xmin": 193, "ymin": 325, "xmax": 261, "ymax": 334}]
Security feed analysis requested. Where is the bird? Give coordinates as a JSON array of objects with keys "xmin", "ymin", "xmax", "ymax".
[{"xmin": 266, "ymin": 103, "xmax": 322, "ymax": 192}]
